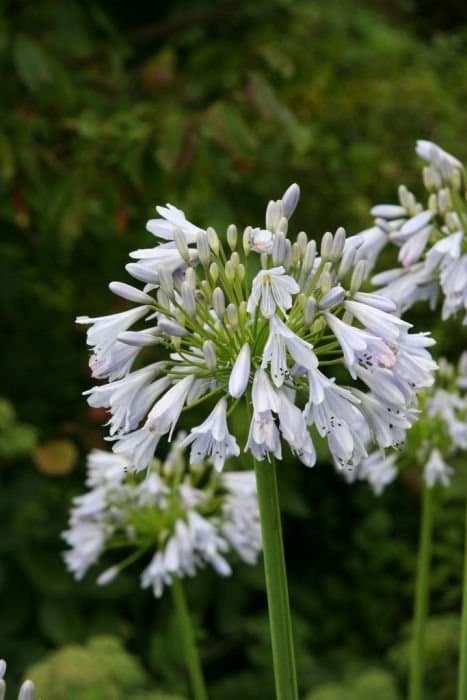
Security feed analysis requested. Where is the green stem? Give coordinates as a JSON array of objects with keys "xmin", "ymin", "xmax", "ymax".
[
  {"xmin": 171, "ymin": 578, "xmax": 208, "ymax": 700},
  {"xmin": 457, "ymin": 471, "xmax": 467, "ymax": 699},
  {"xmin": 409, "ymin": 483, "xmax": 434, "ymax": 700},
  {"xmin": 253, "ymin": 456, "xmax": 299, "ymax": 700}
]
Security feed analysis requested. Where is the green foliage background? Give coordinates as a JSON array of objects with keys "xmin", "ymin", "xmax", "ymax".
[{"xmin": 1, "ymin": 0, "xmax": 467, "ymax": 697}]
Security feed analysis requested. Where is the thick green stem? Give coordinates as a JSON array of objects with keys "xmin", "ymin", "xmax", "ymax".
[
  {"xmin": 254, "ymin": 457, "xmax": 299, "ymax": 700},
  {"xmin": 409, "ymin": 483, "xmax": 434, "ymax": 700},
  {"xmin": 171, "ymin": 578, "xmax": 208, "ymax": 700},
  {"xmin": 457, "ymin": 472, "xmax": 467, "ymax": 700}
]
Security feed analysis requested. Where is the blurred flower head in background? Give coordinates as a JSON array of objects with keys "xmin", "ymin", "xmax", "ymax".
[{"xmin": 63, "ymin": 437, "xmax": 261, "ymax": 597}]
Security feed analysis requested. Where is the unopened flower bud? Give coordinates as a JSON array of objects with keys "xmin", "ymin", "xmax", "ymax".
[
  {"xmin": 277, "ymin": 216, "xmax": 288, "ymax": 235},
  {"xmin": 118, "ymin": 330, "xmax": 161, "ymax": 346},
  {"xmin": 302, "ymin": 240, "xmax": 317, "ymax": 275},
  {"xmin": 126, "ymin": 262, "xmax": 159, "ymax": 284},
  {"xmin": 229, "ymin": 343, "xmax": 251, "ymax": 398},
  {"xmin": 319, "ymin": 285, "xmax": 345, "ymax": 310},
  {"xmin": 331, "ymin": 227, "xmax": 346, "ymax": 260},
  {"xmin": 272, "ymin": 231, "xmax": 286, "ymax": 265},
  {"xmin": 260, "ymin": 253, "xmax": 269, "ymax": 269},
  {"xmin": 243, "ymin": 226, "xmax": 252, "ymax": 255},
  {"xmin": 157, "ymin": 288, "xmax": 170, "ymax": 310},
  {"xmin": 209, "ymin": 261, "xmax": 219, "ymax": 283},
  {"xmin": 207, "ymin": 226, "xmax": 220, "ymax": 256},
  {"xmin": 283, "ymin": 239, "xmax": 292, "ymax": 269},
  {"xmin": 18, "ymin": 680, "xmax": 35, "ymax": 700},
  {"xmin": 97, "ymin": 565, "xmax": 119, "ymax": 585},
  {"xmin": 230, "ymin": 251, "xmax": 240, "ymax": 269},
  {"xmin": 237, "ymin": 263, "xmax": 246, "ymax": 281},
  {"xmin": 157, "ymin": 319, "xmax": 188, "ymax": 337},
  {"xmin": 203, "ymin": 340, "xmax": 217, "ymax": 370},
  {"xmin": 227, "ymin": 224, "xmax": 238, "ymax": 251},
  {"xmin": 304, "ymin": 297, "xmax": 317, "ymax": 325},
  {"xmin": 226, "ymin": 303, "xmax": 238, "ymax": 328},
  {"xmin": 266, "ymin": 200, "xmax": 282, "ymax": 231},
  {"xmin": 445, "ymin": 211, "xmax": 461, "ymax": 232},
  {"xmin": 238, "ymin": 300, "xmax": 247, "ymax": 323},
  {"xmin": 291, "ymin": 242, "xmax": 301, "ymax": 269},
  {"xmin": 437, "ymin": 188, "xmax": 451, "ymax": 214},
  {"xmin": 281, "ymin": 183, "xmax": 300, "ymax": 218},
  {"xmin": 428, "ymin": 193, "xmax": 437, "ymax": 212},
  {"xmin": 173, "ymin": 228, "xmax": 191, "ymax": 264},
  {"xmin": 181, "ymin": 281, "xmax": 196, "ymax": 316},
  {"xmin": 158, "ymin": 268, "xmax": 174, "ymax": 297},
  {"xmin": 213, "ymin": 287, "xmax": 225, "ymax": 317},
  {"xmin": 320, "ymin": 231, "xmax": 333, "ymax": 260},
  {"xmin": 311, "ymin": 316, "xmax": 327, "ymax": 334},
  {"xmin": 225, "ymin": 261, "xmax": 235, "ymax": 282},
  {"xmin": 185, "ymin": 267, "xmax": 197, "ymax": 289},
  {"xmin": 109, "ymin": 282, "xmax": 154, "ymax": 305},
  {"xmin": 350, "ymin": 260, "xmax": 368, "ymax": 293},
  {"xmin": 297, "ymin": 231, "xmax": 308, "ymax": 255},
  {"xmin": 197, "ymin": 231, "xmax": 211, "ymax": 266},
  {"xmin": 318, "ymin": 269, "xmax": 332, "ymax": 295},
  {"xmin": 450, "ymin": 168, "xmax": 462, "ymax": 191},
  {"xmin": 338, "ymin": 245, "xmax": 356, "ymax": 279},
  {"xmin": 201, "ymin": 279, "xmax": 212, "ymax": 300}
]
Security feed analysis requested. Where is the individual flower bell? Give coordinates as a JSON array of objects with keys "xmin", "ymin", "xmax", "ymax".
[
  {"xmin": 354, "ymin": 354, "xmax": 467, "ymax": 494},
  {"xmin": 357, "ymin": 140, "xmax": 467, "ymax": 321},
  {"xmin": 62, "ymin": 439, "xmax": 261, "ymax": 598},
  {"xmin": 77, "ymin": 185, "xmax": 436, "ymax": 473}
]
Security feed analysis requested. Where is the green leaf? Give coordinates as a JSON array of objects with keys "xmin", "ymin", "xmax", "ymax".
[{"xmin": 13, "ymin": 35, "xmax": 54, "ymax": 92}]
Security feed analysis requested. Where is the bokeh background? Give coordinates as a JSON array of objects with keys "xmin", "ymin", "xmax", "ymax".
[{"xmin": 1, "ymin": 1, "xmax": 467, "ymax": 698}]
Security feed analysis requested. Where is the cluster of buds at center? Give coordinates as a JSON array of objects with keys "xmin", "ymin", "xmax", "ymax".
[{"xmin": 77, "ymin": 184, "xmax": 436, "ymax": 474}]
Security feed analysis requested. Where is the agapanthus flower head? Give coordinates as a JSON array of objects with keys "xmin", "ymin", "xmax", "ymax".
[
  {"xmin": 355, "ymin": 353, "xmax": 467, "ymax": 494},
  {"xmin": 77, "ymin": 185, "xmax": 436, "ymax": 474},
  {"xmin": 62, "ymin": 439, "xmax": 261, "ymax": 597},
  {"xmin": 358, "ymin": 140, "xmax": 467, "ymax": 320}
]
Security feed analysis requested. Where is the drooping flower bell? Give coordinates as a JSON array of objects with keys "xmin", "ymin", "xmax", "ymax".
[
  {"xmin": 77, "ymin": 184, "xmax": 436, "ymax": 473},
  {"xmin": 62, "ymin": 438, "xmax": 261, "ymax": 597}
]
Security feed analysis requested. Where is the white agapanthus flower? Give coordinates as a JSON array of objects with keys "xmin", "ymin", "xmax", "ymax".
[
  {"xmin": 63, "ymin": 440, "xmax": 261, "ymax": 597},
  {"xmin": 0, "ymin": 661, "xmax": 34, "ymax": 700},
  {"xmin": 77, "ymin": 184, "xmax": 436, "ymax": 474},
  {"xmin": 356, "ymin": 140, "xmax": 467, "ymax": 321},
  {"xmin": 356, "ymin": 354, "xmax": 467, "ymax": 494}
]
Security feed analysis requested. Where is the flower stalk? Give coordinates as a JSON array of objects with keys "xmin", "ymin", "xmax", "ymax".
[
  {"xmin": 253, "ymin": 455, "xmax": 298, "ymax": 700},
  {"xmin": 409, "ymin": 482, "xmax": 434, "ymax": 700},
  {"xmin": 457, "ymin": 470, "xmax": 467, "ymax": 700},
  {"xmin": 171, "ymin": 578, "xmax": 208, "ymax": 700}
]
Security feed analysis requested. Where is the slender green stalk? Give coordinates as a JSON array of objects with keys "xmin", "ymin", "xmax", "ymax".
[
  {"xmin": 253, "ymin": 456, "xmax": 299, "ymax": 700},
  {"xmin": 409, "ymin": 483, "xmax": 434, "ymax": 700},
  {"xmin": 457, "ymin": 472, "xmax": 467, "ymax": 700},
  {"xmin": 171, "ymin": 578, "xmax": 208, "ymax": 700}
]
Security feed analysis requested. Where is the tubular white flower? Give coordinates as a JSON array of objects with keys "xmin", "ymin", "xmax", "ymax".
[
  {"xmin": 247, "ymin": 266, "xmax": 299, "ymax": 318},
  {"xmin": 262, "ymin": 315, "xmax": 318, "ymax": 386},
  {"xmin": 146, "ymin": 203, "xmax": 203, "ymax": 244},
  {"xmin": 357, "ymin": 451, "xmax": 398, "ymax": 495},
  {"xmin": 277, "ymin": 391, "xmax": 316, "ymax": 467},
  {"xmin": 424, "ymin": 448, "xmax": 454, "ymax": 488},
  {"xmin": 76, "ymin": 306, "xmax": 150, "ymax": 353},
  {"xmin": 182, "ymin": 398, "xmax": 240, "ymax": 471}
]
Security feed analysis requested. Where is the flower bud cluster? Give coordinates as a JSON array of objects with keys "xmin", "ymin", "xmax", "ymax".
[
  {"xmin": 353, "ymin": 353, "xmax": 467, "ymax": 494},
  {"xmin": 62, "ymin": 440, "xmax": 261, "ymax": 597},
  {"xmin": 77, "ymin": 185, "xmax": 436, "ymax": 474},
  {"xmin": 358, "ymin": 140, "xmax": 467, "ymax": 320}
]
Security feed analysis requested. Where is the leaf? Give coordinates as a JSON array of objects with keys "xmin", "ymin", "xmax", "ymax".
[
  {"xmin": 12, "ymin": 35, "xmax": 54, "ymax": 92},
  {"xmin": 33, "ymin": 439, "xmax": 78, "ymax": 476}
]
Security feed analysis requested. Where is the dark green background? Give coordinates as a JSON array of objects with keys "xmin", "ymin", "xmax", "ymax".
[{"xmin": 1, "ymin": 1, "xmax": 467, "ymax": 697}]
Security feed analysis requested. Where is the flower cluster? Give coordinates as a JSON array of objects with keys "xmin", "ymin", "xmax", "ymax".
[
  {"xmin": 354, "ymin": 354, "xmax": 467, "ymax": 494},
  {"xmin": 77, "ymin": 185, "xmax": 436, "ymax": 474},
  {"xmin": 62, "ymin": 440, "xmax": 261, "ymax": 597},
  {"xmin": 358, "ymin": 140, "xmax": 467, "ymax": 320},
  {"xmin": 0, "ymin": 660, "xmax": 35, "ymax": 700}
]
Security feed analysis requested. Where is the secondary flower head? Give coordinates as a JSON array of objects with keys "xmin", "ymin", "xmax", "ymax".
[
  {"xmin": 77, "ymin": 185, "xmax": 436, "ymax": 473},
  {"xmin": 62, "ymin": 440, "xmax": 261, "ymax": 597},
  {"xmin": 354, "ymin": 354, "xmax": 467, "ymax": 494},
  {"xmin": 358, "ymin": 140, "xmax": 467, "ymax": 321}
]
